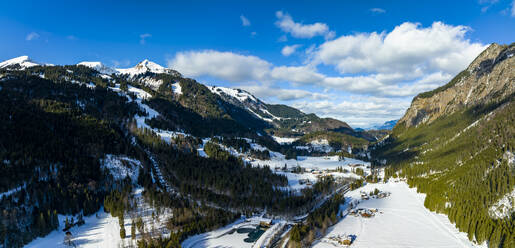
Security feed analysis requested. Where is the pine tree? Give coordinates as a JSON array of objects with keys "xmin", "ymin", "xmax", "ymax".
[
  {"xmin": 131, "ymin": 220, "xmax": 136, "ymax": 240},
  {"xmin": 120, "ymin": 227, "xmax": 126, "ymax": 239}
]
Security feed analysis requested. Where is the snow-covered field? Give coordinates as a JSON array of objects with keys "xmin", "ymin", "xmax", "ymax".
[
  {"xmin": 252, "ymin": 155, "xmax": 369, "ymax": 171},
  {"xmin": 252, "ymin": 155, "xmax": 370, "ymax": 191},
  {"xmin": 272, "ymin": 136, "xmax": 299, "ymax": 144},
  {"xmin": 25, "ymin": 188, "xmax": 172, "ymax": 248},
  {"xmin": 314, "ymin": 180, "xmax": 486, "ymax": 248},
  {"xmin": 26, "ymin": 210, "xmax": 123, "ymax": 248}
]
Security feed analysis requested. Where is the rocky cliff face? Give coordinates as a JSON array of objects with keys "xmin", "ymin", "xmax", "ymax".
[{"xmin": 398, "ymin": 43, "xmax": 515, "ymax": 128}]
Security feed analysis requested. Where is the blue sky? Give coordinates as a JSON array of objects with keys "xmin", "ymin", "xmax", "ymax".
[{"xmin": 1, "ymin": 0, "xmax": 514, "ymax": 127}]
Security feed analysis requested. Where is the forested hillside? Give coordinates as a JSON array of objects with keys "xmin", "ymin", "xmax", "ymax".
[
  {"xmin": 373, "ymin": 43, "xmax": 515, "ymax": 247},
  {"xmin": 0, "ymin": 60, "xmax": 368, "ymax": 247}
]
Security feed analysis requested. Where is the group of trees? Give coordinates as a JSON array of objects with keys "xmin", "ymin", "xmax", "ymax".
[
  {"xmin": 0, "ymin": 63, "xmax": 380, "ymax": 247},
  {"xmin": 289, "ymin": 193, "xmax": 344, "ymax": 247},
  {"xmin": 0, "ymin": 70, "xmax": 142, "ymax": 247}
]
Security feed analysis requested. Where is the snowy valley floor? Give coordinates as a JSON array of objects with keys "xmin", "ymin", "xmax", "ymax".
[
  {"xmin": 25, "ymin": 210, "xmax": 123, "ymax": 248},
  {"xmin": 314, "ymin": 180, "xmax": 485, "ymax": 248},
  {"xmin": 23, "ymin": 181, "xmax": 486, "ymax": 248}
]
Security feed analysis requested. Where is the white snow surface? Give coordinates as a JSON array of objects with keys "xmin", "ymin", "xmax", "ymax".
[
  {"xmin": 0, "ymin": 56, "xmax": 40, "ymax": 69},
  {"xmin": 26, "ymin": 188, "xmax": 173, "ymax": 248},
  {"xmin": 77, "ymin": 61, "xmax": 118, "ymax": 75},
  {"xmin": 101, "ymin": 154, "xmax": 142, "ymax": 182},
  {"xmin": 275, "ymin": 171, "xmax": 318, "ymax": 191},
  {"xmin": 116, "ymin": 59, "xmax": 168, "ymax": 77},
  {"xmin": 209, "ymin": 86, "xmax": 258, "ymax": 103},
  {"xmin": 138, "ymin": 76, "xmax": 164, "ymax": 90},
  {"xmin": 253, "ymin": 155, "xmax": 369, "ymax": 190},
  {"xmin": 313, "ymin": 180, "xmax": 486, "ymax": 248},
  {"xmin": 252, "ymin": 155, "xmax": 369, "ymax": 171},
  {"xmin": 489, "ymin": 187, "xmax": 515, "ymax": 219},
  {"xmin": 26, "ymin": 210, "xmax": 124, "ymax": 248},
  {"xmin": 172, "ymin": 82, "xmax": 182, "ymax": 95},
  {"xmin": 272, "ymin": 136, "xmax": 298, "ymax": 144}
]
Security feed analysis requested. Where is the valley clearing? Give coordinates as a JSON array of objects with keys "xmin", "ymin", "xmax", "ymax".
[{"xmin": 314, "ymin": 180, "xmax": 486, "ymax": 248}]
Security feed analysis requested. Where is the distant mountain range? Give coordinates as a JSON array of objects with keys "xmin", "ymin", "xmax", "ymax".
[
  {"xmin": 0, "ymin": 55, "xmax": 384, "ymax": 143},
  {"xmin": 358, "ymin": 120, "xmax": 398, "ymax": 131}
]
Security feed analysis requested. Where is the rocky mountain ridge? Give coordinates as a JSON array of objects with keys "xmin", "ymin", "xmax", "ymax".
[{"xmin": 398, "ymin": 43, "xmax": 514, "ymax": 128}]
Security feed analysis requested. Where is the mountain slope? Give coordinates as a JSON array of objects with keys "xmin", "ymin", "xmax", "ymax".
[
  {"xmin": 399, "ymin": 43, "xmax": 514, "ymax": 128},
  {"xmin": 0, "ymin": 62, "xmax": 297, "ymax": 247},
  {"xmin": 0, "ymin": 55, "xmax": 40, "ymax": 69},
  {"xmin": 208, "ymin": 86, "xmax": 359, "ymax": 137},
  {"xmin": 374, "ymin": 42, "xmax": 515, "ymax": 247},
  {"xmin": 78, "ymin": 61, "xmax": 118, "ymax": 75}
]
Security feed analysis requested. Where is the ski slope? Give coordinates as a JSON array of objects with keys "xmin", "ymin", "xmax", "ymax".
[{"xmin": 314, "ymin": 180, "xmax": 486, "ymax": 248}]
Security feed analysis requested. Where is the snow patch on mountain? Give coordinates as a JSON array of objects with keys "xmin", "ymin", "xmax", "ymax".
[
  {"xmin": 101, "ymin": 155, "xmax": 142, "ymax": 182},
  {"xmin": 77, "ymin": 61, "xmax": 118, "ymax": 75},
  {"xmin": 109, "ymin": 83, "xmax": 187, "ymax": 143},
  {"xmin": 172, "ymin": 82, "xmax": 182, "ymax": 95},
  {"xmin": 117, "ymin": 59, "xmax": 169, "ymax": 77},
  {"xmin": 137, "ymin": 77, "xmax": 164, "ymax": 90},
  {"xmin": 272, "ymin": 136, "xmax": 298, "ymax": 144},
  {"xmin": 0, "ymin": 56, "xmax": 40, "ymax": 69},
  {"xmin": 209, "ymin": 86, "xmax": 258, "ymax": 103},
  {"xmin": 489, "ymin": 187, "xmax": 515, "ymax": 219}
]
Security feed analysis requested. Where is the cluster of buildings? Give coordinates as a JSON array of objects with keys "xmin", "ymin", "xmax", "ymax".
[
  {"xmin": 349, "ymin": 208, "xmax": 380, "ymax": 218},
  {"xmin": 360, "ymin": 190, "xmax": 390, "ymax": 200},
  {"xmin": 325, "ymin": 234, "xmax": 354, "ymax": 246}
]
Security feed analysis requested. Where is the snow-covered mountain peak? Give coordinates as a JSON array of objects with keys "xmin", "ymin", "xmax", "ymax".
[
  {"xmin": 0, "ymin": 56, "xmax": 40, "ymax": 69},
  {"xmin": 77, "ymin": 61, "xmax": 118, "ymax": 75},
  {"xmin": 117, "ymin": 59, "xmax": 169, "ymax": 76}
]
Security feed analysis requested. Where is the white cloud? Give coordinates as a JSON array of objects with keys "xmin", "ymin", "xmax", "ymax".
[
  {"xmin": 240, "ymin": 15, "xmax": 251, "ymax": 26},
  {"xmin": 271, "ymin": 65, "xmax": 324, "ymax": 85},
  {"xmin": 293, "ymin": 96, "xmax": 411, "ymax": 127},
  {"xmin": 66, "ymin": 35, "xmax": 77, "ymax": 40},
  {"xmin": 165, "ymin": 21, "xmax": 488, "ymax": 125},
  {"xmin": 275, "ymin": 11, "xmax": 335, "ymax": 39},
  {"xmin": 512, "ymin": 0, "xmax": 515, "ymax": 16},
  {"xmin": 281, "ymin": 44, "xmax": 302, "ymax": 56},
  {"xmin": 139, "ymin": 33, "xmax": 151, "ymax": 45},
  {"xmin": 370, "ymin": 8, "xmax": 386, "ymax": 14},
  {"xmin": 26, "ymin": 32, "xmax": 40, "ymax": 41},
  {"xmin": 313, "ymin": 22, "xmax": 486, "ymax": 75},
  {"xmin": 169, "ymin": 50, "xmax": 271, "ymax": 82},
  {"xmin": 240, "ymin": 85, "xmax": 329, "ymax": 101}
]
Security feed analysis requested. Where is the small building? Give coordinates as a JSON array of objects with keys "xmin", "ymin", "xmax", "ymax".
[{"xmin": 259, "ymin": 220, "xmax": 272, "ymax": 228}]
